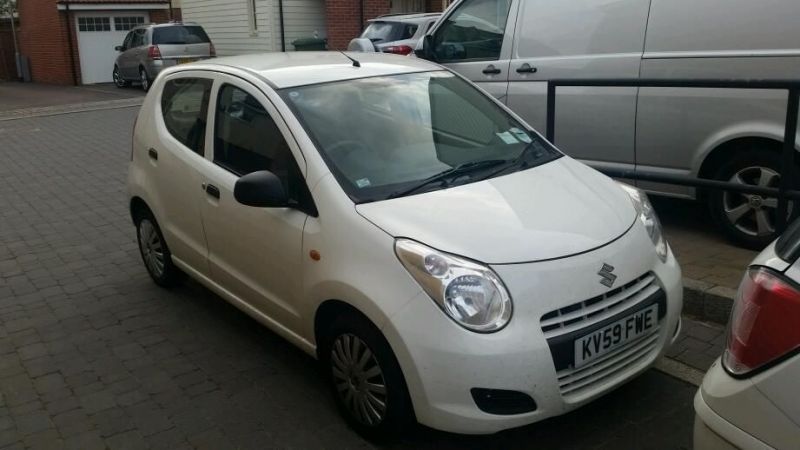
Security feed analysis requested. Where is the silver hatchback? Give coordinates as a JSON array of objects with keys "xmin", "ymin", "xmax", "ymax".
[{"xmin": 113, "ymin": 22, "xmax": 215, "ymax": 91}]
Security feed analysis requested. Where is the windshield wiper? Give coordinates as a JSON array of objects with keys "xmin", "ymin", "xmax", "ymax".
[{"xmin": 387, "ymin": 159, "xmax": 508, "ymax": 199}]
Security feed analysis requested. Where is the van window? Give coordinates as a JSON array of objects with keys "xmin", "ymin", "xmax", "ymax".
[
  {"xmin": 432, "ymin": 0, "xmax": 512, "ymax": 62},
  {"xmin": 514, "ymin": 0, "xmax": 650, "ymax": 58},
  {"xmin": 160, "ymin": 78, "xmax": 213, "ymax": 155}
]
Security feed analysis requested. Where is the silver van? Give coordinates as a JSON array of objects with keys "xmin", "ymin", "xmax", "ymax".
[
  {"xmin": 416, "ymin": 0, "xmax": 800, "ymax": 248},
  {"xmin": 113, "ymin": 22, "xmax": 214, "ymax": 92}
]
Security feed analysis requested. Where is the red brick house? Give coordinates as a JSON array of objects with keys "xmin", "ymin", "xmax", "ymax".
[{"xmin": 17, "ymin": 0, "xmax": 181, "ymax": 85}]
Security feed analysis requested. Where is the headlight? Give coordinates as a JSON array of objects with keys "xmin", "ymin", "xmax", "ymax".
[
  {"xmin": 618, "ymin": 183, "xmax": 668, "ymax": 262},
  {"xmin": 394, "ymin": 239, "xmax": 512, "ymax": 333}
]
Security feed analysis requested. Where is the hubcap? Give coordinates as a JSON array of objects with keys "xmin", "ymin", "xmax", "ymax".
[
  {"xmin": 723, "ymin": 166, "xmax": 789, "ymax": 237},
  {"xmin": 330, "ymin": 334, "xmax": 388, "ymax": 426},
  {"xmin": 140, "ymin": 71, "xmax": 148, "ymax": 90},
  {"xmin": 113, "ymin": 68, "xmax": 123, "ymax": 86},
  {"xmin": 138, "ymin": 220, "xmax": 165, "ymax": 277}
]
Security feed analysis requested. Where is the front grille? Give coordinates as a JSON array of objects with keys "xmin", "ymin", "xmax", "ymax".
[
  {"xmin": 540, "ymin": 272, "xmax": 665, "ymax": 401},
  {"xmin": 541, "ymin": 273, "xmax": 659, "ymax": 338}
]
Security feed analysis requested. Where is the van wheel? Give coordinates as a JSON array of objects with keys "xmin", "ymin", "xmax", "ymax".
[
  {"xmin": 135, "ymin": 211, "xmax": 182, "ymax": 287},
  {"xmin": 139, "ymin": 68, "xmax": 151, "ymax": 92},
  {"xmin": 113, "ymin": 66, "xmax": 129, "ymax": 88},
  {"xmin": 708, "ymin": 150, "xmax": 794, "ymax": 249},
  {"xmin": 319, "ymin": 313, "xmax": 413, "ymax": 441}
]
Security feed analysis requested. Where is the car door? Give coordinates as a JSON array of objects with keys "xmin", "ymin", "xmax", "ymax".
[
  {"xmin": 121, "ymin": 29, "xmax": 144, "ymax": 78},
  {"xmin": 427, "ymin": 0, "xmax": 520, "ymax": 102},
  {"xmin": 198, "ymin": 77, "xmax": 309, "ymax": 332},
  {"xmin": 152, "ymin": 72, "xmax": 214, "ymax": 277},
  {"xmin": 116, "ymin": 31, "xmax": 134, "ymax": 75},
  {"xmin": 504, "ymin": 0, "xmax": 651, "ymax": 172}
]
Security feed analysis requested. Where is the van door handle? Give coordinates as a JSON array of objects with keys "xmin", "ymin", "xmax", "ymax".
[
  {"xmin": 148, "ymin": 148, "xmax": 158, "ymax": 160},
  {"xmin": 516, "ymin": 64, "xmax": 538, "ymax": 74},
  {"xmin": 205, "ymin": 184, "xmax": 220, "ymax": 199},
  {"xmin": 482, "ymin": 65, "xmax": 502, "ymax": 75}
]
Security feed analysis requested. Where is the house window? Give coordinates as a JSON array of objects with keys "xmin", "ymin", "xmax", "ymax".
[
  {"xmin": 114, "ymin": 16, "xmax": 146, "ymax": 31},
  {"xmin": 78, "ymin": 17, "xmax": 111, "ymax": 32}
]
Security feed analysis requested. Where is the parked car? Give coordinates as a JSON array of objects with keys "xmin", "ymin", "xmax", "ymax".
[
  {"xmin": 415, "ymin": 0, "xmax": 800, "ymax": 249},
  {"xmin": 113, "ymin": 22, "xmax": 215, "ymax": 92},
  {"xmin": 348, "ymin": 13, "xmax": 440, "ymax": 55},
  {"xmin": 694, "ymin": 221, "xmax": 800, "ymax": 449},
  {"xmin": 127, "ymin": 52, "xmax": 683, "ymax": 438}
]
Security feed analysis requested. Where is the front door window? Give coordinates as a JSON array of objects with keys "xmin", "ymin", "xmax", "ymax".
[{"xmin": 432, "ymin": 0, "xmax": 512, "ymax": 62}]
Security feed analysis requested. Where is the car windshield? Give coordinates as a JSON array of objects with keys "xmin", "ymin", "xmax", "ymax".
[
  {"xmin": 281, "ymin": 71, "xmax": 561, "ymax": 203},
  {"xmin": 152, "ymin": 26, "xmax": 210, "ymax": 45},
  {"xmin": 361, "ymin": 21, "xmax": 417, "ymax": 43}
]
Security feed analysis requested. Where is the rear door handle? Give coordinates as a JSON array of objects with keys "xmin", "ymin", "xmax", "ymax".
[
  {"xmin": 205, "ymin": 184, "xmax": 220, "ymax": 199},
  {"xmin": 148, "ymin": 148, "xmax": 158, "ymax": 160},
  {"xmin": 516, "ymin": 63, "xmax": 538, "ymax": 74},
  {"xmin": 482, "ymin": 65, "xmax": 502, "ymax": 75}
]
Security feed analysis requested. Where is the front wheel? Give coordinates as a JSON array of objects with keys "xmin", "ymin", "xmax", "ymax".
[
  {"xmin": 708, "ymin": 150, "xmax": 793, "ymax": 249},
  {"xmin": 113, "ymin": 65, "xmax": 129, "ymax": 88},
  {"xmin": 320, "ymin": 314, "xmax": 413, "ymax": 441}
]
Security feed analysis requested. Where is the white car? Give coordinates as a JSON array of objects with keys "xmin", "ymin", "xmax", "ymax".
[
  {"xmin": 694, "ymin": 225, "xmax": 800, "ymax": 449},
  {"xmin": 127, "ymin": 52, "xmax": 683, "ymax": 437}
]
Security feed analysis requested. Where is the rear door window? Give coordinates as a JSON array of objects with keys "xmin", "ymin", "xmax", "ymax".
[
  {"xmin": 160, "ymin": 78, "xmax": 213, "ymax": 155},
  {"xmin": 153, "ymin": 26, "xmax": 211, "ymax": 45}
]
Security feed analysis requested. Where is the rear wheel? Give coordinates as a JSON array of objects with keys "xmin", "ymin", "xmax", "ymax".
[
  {"xmin": 708, "ymin": 150, "xmax": 794, "ymax": 249},
  {"xmin": 135, "ymin": 210, "xmax": 182, "ymax": 287},
  {"xmin": 139, "ymin": 68, "xmax": 151, "ymax": 92},
  {"xmin": 319, "ymin": 313, "xmax": 413, "ymax": 441},
  {"xmin": 113, "ymin": 65, "xmax": 129, "ymax": 88}
]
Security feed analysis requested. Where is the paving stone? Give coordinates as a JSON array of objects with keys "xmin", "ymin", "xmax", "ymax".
[
  {"xmin": 79, "ymin": 391, "xmax": 116, "ymax": 415},
  {"xmin": 63, "ymin": 430, "xmax": 106, "ymax": 450}
]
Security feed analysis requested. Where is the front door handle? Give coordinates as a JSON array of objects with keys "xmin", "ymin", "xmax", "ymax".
[
  {"xmin": 205, "ymin": 184, "xmax": 220, "ymax": 199},
  {"xmin": 482, "ymin": 65, "xmax": 502, "ymax": 75},
  {"xmin": 516, "ymin": 63, "xmax": 538, "ymax": 74},
  {"xmin": 148, "ymin": 148, "xmax": 158, "ymax": 160}
]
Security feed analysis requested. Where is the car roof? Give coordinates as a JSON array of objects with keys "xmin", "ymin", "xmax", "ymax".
[
  {"xmin": 197, "ymin": 51, "xmax": 442, "ymax": 89},
  {"xmin": 368, "ymin": 12, "xmax": 440, "ymax": 23},
  {"xmin": 136, "ymin": 21, "xmax": 203, "ymax": 30}
]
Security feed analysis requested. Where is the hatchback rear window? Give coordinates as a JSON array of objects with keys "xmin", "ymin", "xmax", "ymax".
[
  {"xmin": 153, "ymin": 26, "xmax": 210, "ymax": 45},
  {"xmin": 361, "ymin": 21, "xmax": 418, "ymax": 43}
]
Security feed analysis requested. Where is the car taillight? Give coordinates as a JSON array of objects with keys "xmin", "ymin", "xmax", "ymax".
[
  {"xmin": 723, "ymin": 267, "xmax": 800, "ymax": 376},
  {"xmin": 383, "ymin": 45, "xmax": 414, "ymax": 56},
  {"xmin": 147, "ymin": 45, "xmax": 162, "ymax": 59},
  {"xmin": 209, "ymin": 43, "xmax": 216, "ymax": 57}
]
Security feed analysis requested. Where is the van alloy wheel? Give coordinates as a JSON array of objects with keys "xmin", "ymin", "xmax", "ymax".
[
  {"xmin": 330, "ymin": 333, "xmax": 388, "ymax": 426},
  {"xmin": 138, "ymin": 219, "xmax": 165, "ymax": 278},
  {"xmin": 723, "ymin": 166, "xmax": 787, "ymax": 237}
]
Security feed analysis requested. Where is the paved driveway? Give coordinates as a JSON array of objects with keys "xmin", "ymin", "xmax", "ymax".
[{"xmin": 0, "ymin": 107, "xmax": 696, "ymax": 449}]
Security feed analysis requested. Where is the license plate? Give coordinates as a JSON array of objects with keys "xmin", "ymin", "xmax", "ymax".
[
  {"xmin": 178, "ymin": 58, "xmax": 197, "ymax": 65},
  {"xmin": 574, "ymin": 304, "xmax": 658, "ymax": 368}
]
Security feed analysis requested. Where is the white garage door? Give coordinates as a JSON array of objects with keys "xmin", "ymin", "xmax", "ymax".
[{"xmin": 76, "ymin": 12, "xmax": 149, "ymax": 84}]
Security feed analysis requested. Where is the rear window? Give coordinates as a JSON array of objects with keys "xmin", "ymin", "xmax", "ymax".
[
  {"xmin": 153, "ymin": 26, "xmax": 210, "ymax": 45},
  {"xmin": 361, "ymin": 21, "xmax": 418, "ymax": 43},
  {"xmin": 161, "ymin": 78, "xmax": 213, "ymax": 155}
]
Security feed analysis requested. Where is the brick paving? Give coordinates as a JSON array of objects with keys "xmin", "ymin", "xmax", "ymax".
[{"xmin": 0, "ymin": 105, "xmax": 713, "ymax": 449}]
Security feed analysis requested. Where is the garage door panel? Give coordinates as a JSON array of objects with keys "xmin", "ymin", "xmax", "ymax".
[{"xmin": 76, "ymin": 12, "xmax": 148, "ymax": 84}]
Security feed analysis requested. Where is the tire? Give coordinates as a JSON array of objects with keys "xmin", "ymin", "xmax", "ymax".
[
  {"xmin": 319, "ymin": 313, "xmax": 414, "ymax": 441},
  {"xmin": 139, "ymin": 68, "xmax": 151, "ymax": 92},
  {"xmin": 134, "ymin": 210, "xmax": 182, "ymax": 287},
  {"xmin": 113, "ymin": 65, "xmax": 129, "ymax": 88},
  {"xmin": 708, "ymin": 149, "xmax": 794, "ymax": 249}
]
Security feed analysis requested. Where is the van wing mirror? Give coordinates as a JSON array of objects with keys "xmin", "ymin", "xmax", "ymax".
[
  {"xmin": 233, "ymin": 170, "xmax": 288, "ymax": 208},
  {"xmin": 415, "ymin": 34, "xmax": 437, "ymax": 62}
]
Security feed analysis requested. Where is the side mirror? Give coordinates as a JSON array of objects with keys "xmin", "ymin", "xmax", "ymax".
[
  {"xmin": 414, "ymin": 34, "xmax": 437, "ymax": 61},
  {"xmin": 233, "ymin": 170, "xmax": 288, "ymax": 208},
  {"xmin": 115, "ymin": 45, "xmax": 123, "ymax": 51}
]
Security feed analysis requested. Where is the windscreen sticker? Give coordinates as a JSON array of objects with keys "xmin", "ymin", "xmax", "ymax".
[
  {"xmin": 510, "ymin": 127, "xmax": 532, "ymax": 143},
  {"xmin": 496, "ymin": 131, "xmax": 519, "ymax": 145},
  {"xmin": 355, "ymin": 178, "xmax": 371, "ymax": 188}
]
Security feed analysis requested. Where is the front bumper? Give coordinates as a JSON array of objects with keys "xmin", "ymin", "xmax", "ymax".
[{"xmin": 382, "ymin": 223, "xmax": 683, "ymax": 434}]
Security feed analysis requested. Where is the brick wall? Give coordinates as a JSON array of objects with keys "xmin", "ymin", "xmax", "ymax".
[
  {"xmin": 18, "ymin": 0, "xmax": 76, "ymax": 85},
  {"xmin": 325, "ymin": 0, "xmax": 389, "ymax": 51},
  {"xmin": 150, "ymin": 9, "xmax": 171, "ymax": 23}
]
